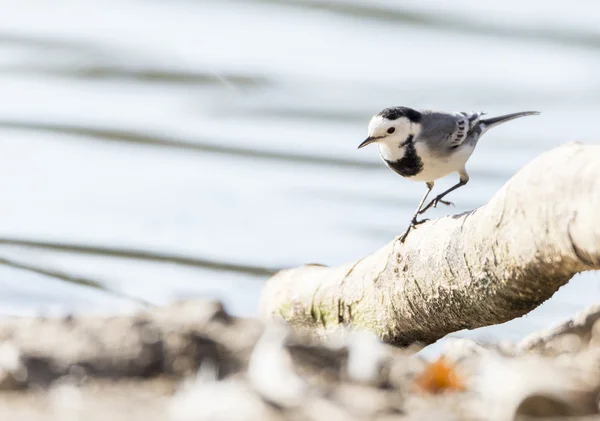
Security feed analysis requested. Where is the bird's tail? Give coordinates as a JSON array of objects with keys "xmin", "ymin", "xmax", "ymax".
[{"xmin": 479, "ymin": 111, "xmax": 540, "ymax": 133}]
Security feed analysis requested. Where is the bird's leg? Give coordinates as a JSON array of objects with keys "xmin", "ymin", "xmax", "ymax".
[
  {"xmin": 419, "ymin": 171, "xmax": 469, "ymax": 215},
  {"xmin": 399, "ymin": 182, "xmax": 434, "ymax": 243}
]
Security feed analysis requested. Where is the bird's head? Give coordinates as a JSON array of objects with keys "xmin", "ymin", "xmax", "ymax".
[{"xmin": 358, "ymin": 106, "xmax": 422, "ymax": 150}]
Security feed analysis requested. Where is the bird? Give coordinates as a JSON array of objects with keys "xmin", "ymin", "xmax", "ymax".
[{"xmin": 357, "ymin": 106, "xmax": 539, "ymax": 242}]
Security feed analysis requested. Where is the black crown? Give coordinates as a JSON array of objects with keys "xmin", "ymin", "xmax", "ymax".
[{"xmin": 377, "ymin": 106, "xmax": 422, "ymax": 123}]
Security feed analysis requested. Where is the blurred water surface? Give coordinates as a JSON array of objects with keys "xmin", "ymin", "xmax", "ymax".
[{"xmin": 1, "ymin": 0, "xmax": 600, "ymax": 351}]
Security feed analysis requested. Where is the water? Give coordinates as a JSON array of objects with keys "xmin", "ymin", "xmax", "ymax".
[{"xmin": 1, "ymin": 0, "xmax": 599, "ymax": 351}]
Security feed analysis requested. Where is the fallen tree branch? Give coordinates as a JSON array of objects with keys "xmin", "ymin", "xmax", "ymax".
[{"xmin": 259, "ymin": 142, "xmax": 600, "ymax": 346}]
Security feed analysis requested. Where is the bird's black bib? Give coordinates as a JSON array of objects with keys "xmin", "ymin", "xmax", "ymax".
[{"xmin": 384, "ymin": 135, "xmax": 423, "ymax": 177}]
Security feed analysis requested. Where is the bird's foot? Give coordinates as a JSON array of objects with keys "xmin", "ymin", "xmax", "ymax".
[
  {"xmin": 419, "ymin": 196, "xmax": 454, "ymax": 214},
  {"xmin": 411, "ymin": 217, "xmax": 430, "ymax": 226},
  {"xmin": 399, "ymin": 228, "xmax": 411, "ymax": 243},
  {"xmin": 399, "ymin": 217, "xmax": 430, "ymax": 243}
]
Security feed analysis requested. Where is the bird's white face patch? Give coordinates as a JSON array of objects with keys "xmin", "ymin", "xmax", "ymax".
[
  {"xmin": 367, "ymin": 115, "xmax": 412, "ymax": 142},
  {"xmin": 368, "ymin": 115, "xmax": 421, "ymax": 162}
]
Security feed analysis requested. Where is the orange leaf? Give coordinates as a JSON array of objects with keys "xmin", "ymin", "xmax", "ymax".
[{"xmin": 414, "ymin": 356, "xmax": 466, "ymax": 394}]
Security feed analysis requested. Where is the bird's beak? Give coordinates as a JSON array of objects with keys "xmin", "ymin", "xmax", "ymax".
[{"xmin": 357, "ymin": 136, "xmax": 380, "ymax": 149}]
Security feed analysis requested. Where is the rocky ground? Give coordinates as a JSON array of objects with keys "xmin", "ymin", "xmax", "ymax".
[{"xmin": 0, "ymin": 299, "xmax": 600, "ymax": 420}]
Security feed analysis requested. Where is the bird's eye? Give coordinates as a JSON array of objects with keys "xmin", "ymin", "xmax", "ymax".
[{"xmin": 387, "ymin": 127, "xmax": 396, "ymax": 134}]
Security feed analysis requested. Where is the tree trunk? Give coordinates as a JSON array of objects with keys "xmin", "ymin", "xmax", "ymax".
[{"xmin": 259, "ymin": 142, "xmax": 600, "ymax": 346}]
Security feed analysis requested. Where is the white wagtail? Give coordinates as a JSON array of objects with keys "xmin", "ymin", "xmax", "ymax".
[{"xmin": 357, "ymin": 106, "xmax": 539, "ymax": 242}]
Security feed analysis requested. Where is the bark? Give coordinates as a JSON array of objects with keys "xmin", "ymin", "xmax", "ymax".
[{"xmin": 259, "ymin": 142, "xmax": 600, "ymax": 346}]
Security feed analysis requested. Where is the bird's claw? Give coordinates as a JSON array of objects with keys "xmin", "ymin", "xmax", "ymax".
[
  {"xmin": 411, "ymin": 217, "xmax": 429, "ymax": 226},
  {"xmin": 399, "ymin": 229, "xmax": 411, "ymax": 243},
  {"xmin": 418, "ymin": 197, "xmax": 454, "ymax": 214},
  {"xmin": 399, "ymin": 217, "xmax": 430, "ymax": 243}
]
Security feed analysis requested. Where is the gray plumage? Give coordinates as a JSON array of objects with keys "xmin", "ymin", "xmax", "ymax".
[{"xmin": 418, "ymin": 110, "xmax": 538, "ymax": 156}]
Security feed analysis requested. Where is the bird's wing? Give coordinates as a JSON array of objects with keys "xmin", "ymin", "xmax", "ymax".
[
  {"xmin": 418, "ymin": 111, "xmax": 483, "ymax": 150},
  {"xmin": 447, "ymin": 111, "xmax": 485, "ymax": 148}
]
